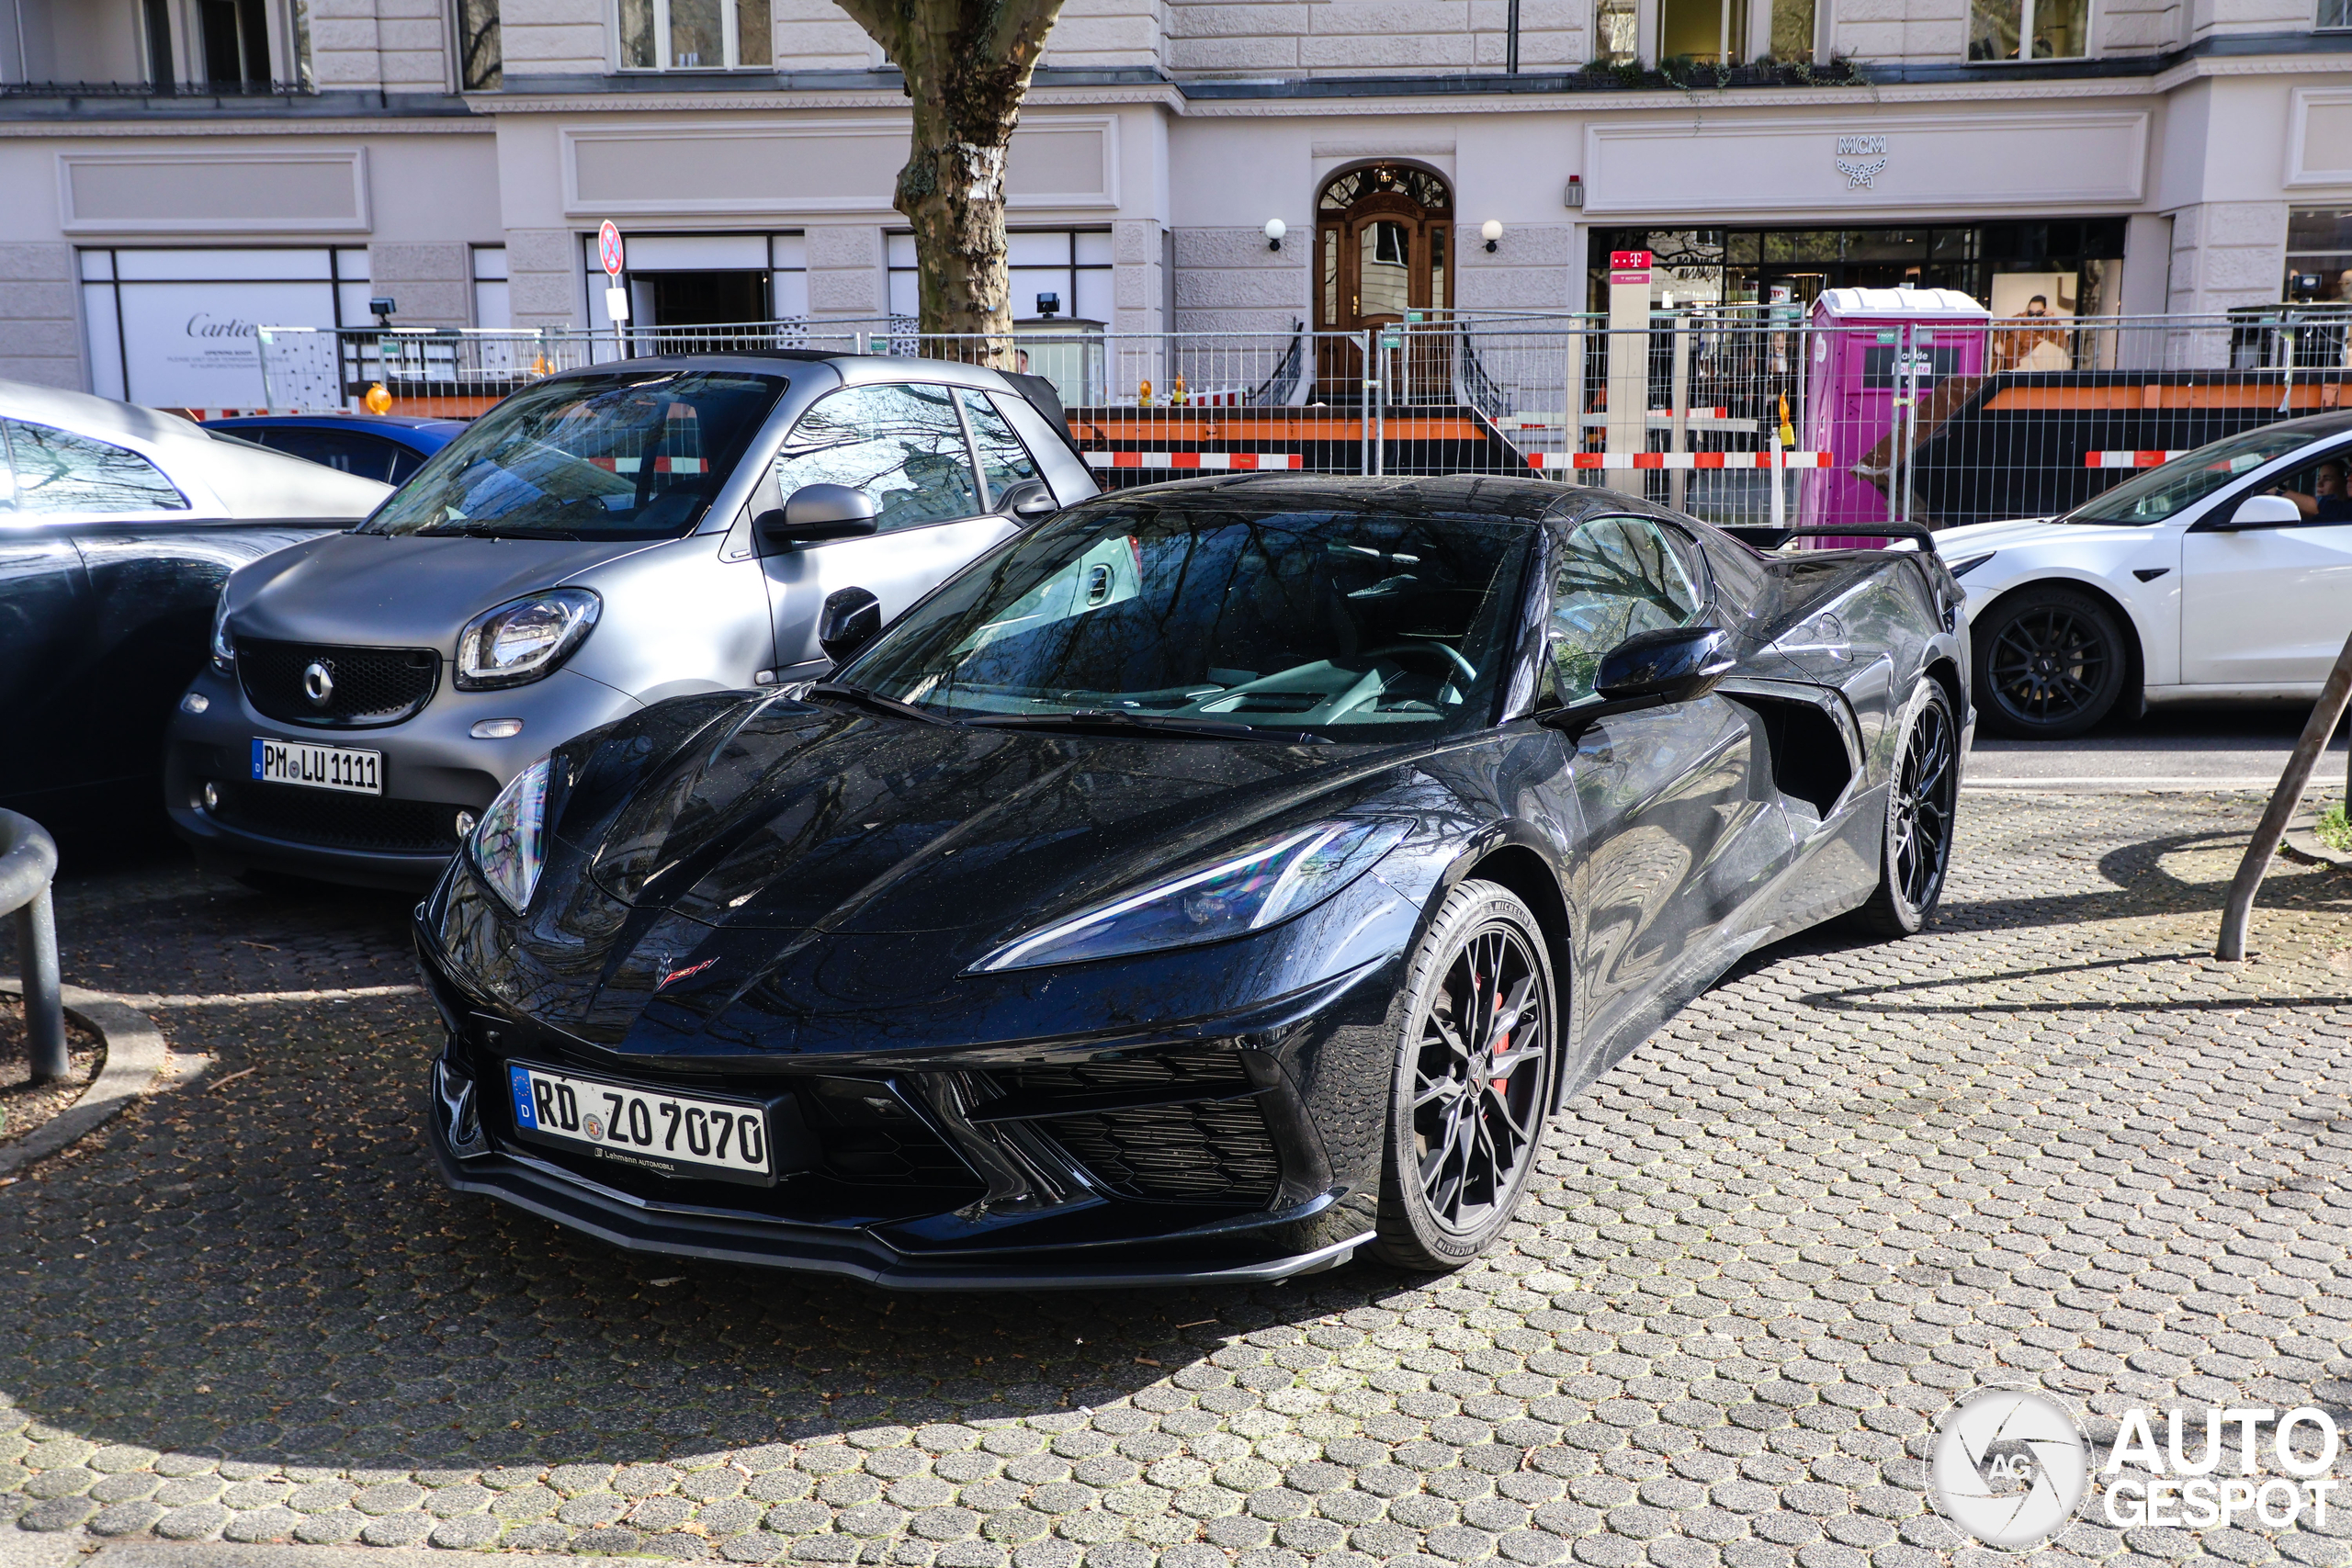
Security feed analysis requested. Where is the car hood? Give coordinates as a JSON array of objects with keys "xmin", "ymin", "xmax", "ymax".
[
  {"xmin": 228, "ymin": 529, "xmax": 665, "ymax": 649},
  {"xmin": 560, "ymin": 698, "xmax": 1409, "ymax": 944},
  {"xmin": 1936, "ymin": 514, "xmax": 2148, "ymax": 553}
]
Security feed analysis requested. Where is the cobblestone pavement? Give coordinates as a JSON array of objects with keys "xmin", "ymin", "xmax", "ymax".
[{"xmin": 3, "ymin": 794, "xmax": 2350, "ymax": 1568}]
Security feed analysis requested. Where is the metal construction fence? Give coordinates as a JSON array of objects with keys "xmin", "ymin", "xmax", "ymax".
[{"xmin": 252, "ymin": 306, "xmax": 2352, "ymax": 533}]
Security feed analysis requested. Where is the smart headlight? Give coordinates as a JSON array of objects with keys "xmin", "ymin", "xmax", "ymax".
[
  {"xmin": 977, "ymin": 818, "xmax": 1408, "ymax": 973},
  {"xmin": 470, "ymin": 756, "xmax": 551, "ymax": 914},
  {"xmin": 456, "ymin": 589, "xmax": 601, "ymax": 690}
]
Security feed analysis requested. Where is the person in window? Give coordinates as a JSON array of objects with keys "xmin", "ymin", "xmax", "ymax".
[
  {"xmin": 2268, "ymin": 458, "xmax": 2352, "ymax": 522},
  {"xmin": 1997, "ymin": 294, "xmax": 2071, "ymax": 372}
]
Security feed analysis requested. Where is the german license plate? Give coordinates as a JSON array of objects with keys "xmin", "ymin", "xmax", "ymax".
[
  {"xmin": 505, "ymin": 1061, "xmax": 773, "ymax": 1186},
  {"xmin": 252, "ymin": 738, "xmax": 381, "ymax": 795}
]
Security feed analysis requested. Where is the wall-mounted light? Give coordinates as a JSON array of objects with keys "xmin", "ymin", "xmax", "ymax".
[
  {"xmin": 1264, "ymin": 219, "xmax": 1287, "ymax": 252},
  {"xmin": 1481, "ymin": 220, "xmax": 1504, "ymax": 253}
]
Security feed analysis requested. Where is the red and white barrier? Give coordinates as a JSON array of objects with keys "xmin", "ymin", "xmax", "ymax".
[
  {"xmin": 169, "ymin": 408, "xmax": 310, "ymax": 421},
  {"xmin": 1086, "ymin": 452, "xmax": 1306, "ymax": 471},
  {"xmin": 1527, "ymin": 451, "xmax": 1831, "ymax": 471},
  {"xmin": 2083, "ymin": 450, "xmax": 2188, "ymax": 468}
]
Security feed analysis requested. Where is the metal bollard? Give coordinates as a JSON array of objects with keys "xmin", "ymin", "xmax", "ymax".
[
  {"xmin": 2216, "ymin": 625, "xmax": 2352, "ymax": 962},
  {"xmin": 0, "ymin": 809, "xmax": 65, "ymax": 1082}
]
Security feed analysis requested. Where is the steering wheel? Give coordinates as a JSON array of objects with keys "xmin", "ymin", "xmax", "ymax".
[{"xmin": 1363, "ymin": 639, "xmax": 1478, "ymax": 682}]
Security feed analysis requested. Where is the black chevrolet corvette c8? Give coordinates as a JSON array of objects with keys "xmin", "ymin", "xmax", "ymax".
[{"xmin": 414, "ymin": 474, "xmax": 1972, "ymax": 1289}]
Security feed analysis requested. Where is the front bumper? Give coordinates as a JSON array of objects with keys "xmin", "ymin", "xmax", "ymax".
[
  {"xmin": 425, "ymin": 1060, "xmax": 1367, "ymax": 1289},
  {"xmin": 416, "ymin": 931, "xmax": 1394, "ymax": 1289},
  {"xmin": 164, "ymin": 661, "xmax": 639, "ymax": 888}
]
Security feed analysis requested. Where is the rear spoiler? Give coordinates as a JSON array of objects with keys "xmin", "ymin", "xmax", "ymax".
[{"xmin": 1721, "ymin": 525, "xmax": 1940, "ymax": 555}]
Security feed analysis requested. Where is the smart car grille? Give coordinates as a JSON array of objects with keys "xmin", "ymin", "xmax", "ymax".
[
  {"xmin": 995, "ymin": 1050, "xmax": 1280, "ymax": 1206},
  {"xmin": 210, "ymin": 780, "xmax": 462, "ymax": 856},
  {"xmin": 238, "ymin": 638, "xmax": 440, "ymax": 728}
]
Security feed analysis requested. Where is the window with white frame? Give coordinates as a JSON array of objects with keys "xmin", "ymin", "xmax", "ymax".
[
  {"xmin": 472, "ymin": 246, "xmax": 510, "ymax": 328},
  {"xmin": 887, "ymin": 231, "xmax": 1114, "ymax": 323},
  {"xmin": 617, "ymin": 0, "xmax": 770, "ymax": 68},
  {"xmin": 2321, "ymin": 0, "xmax": 2350, "ymax": 28},
  {"xmin": 1968, "ymin": 0, "xmax": 2086, "ymax": 58}
]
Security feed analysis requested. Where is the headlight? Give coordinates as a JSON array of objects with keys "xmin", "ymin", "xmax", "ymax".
[
  {"xmin": 1945, "ymin": 551, "xmax": 1995, "ymax": 579},
  {"xmin": 456, "ymin": 589, "xmax": 601, "ymax": 691},
  {"xmin": 977, "ymin": 818, "xmax": 1408, "ymax": 974},
  {"xmin": 209, "ymin": 587, "xmax": 235, "ymax": 670},
  {"xmin": 470, "ymin": 757, "xmax": 551, "ymax": 914}
]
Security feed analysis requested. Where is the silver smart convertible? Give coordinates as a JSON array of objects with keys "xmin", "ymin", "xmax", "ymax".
[{"xmin": 164, "ymin": 353, "xmax": 1097, "ymax": 887}]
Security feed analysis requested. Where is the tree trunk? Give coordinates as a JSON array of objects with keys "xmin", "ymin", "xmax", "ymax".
[{"xmin": 833, "ymin": 0, "xmax": 1067, "ymax": 365}]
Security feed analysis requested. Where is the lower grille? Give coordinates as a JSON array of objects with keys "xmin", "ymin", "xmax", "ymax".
[
  {"xmin": 990, "ymin": 1049, "xmax": 1279, "ymax": 1206},
  {"xmin": 238, "ymin": 637, "xmax": 440, "ymax": 728},
  {"xmin": 1043, "ymin": 1100, "xmax": 1282, "ymax": 1205},
  {"xmin": 211, "ymin": 780, "xmax": 462, "ymax": 855}
]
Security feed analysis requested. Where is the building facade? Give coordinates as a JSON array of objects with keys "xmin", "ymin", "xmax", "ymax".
[{"xmin": 2, "ymin": 0, "xmax": 2347, "ymax": 407}]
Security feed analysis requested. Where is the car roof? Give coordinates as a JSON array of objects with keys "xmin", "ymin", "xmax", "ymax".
[
  {"xmin": 1076, "ymin": 472, "xmax": 1570, "ymax": 524},
  {"xmin": 2267, "ymin": 408, "xmax": 2352, "ymax": 442},
  {"xmin": 0, "ymin": 377, "xmax": 214, "ymax": 447}
]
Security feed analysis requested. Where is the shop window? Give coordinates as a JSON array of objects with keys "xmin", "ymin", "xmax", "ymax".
[
  {"xmin": 1968, "ymin": 0, "xmax": 2086, "ymax": 59},
  {"xmin": 2285, "ymin": 209, "xmax": 2352, "ymax": 305},
  {"xmin": 79, "ymin": 246, "xmax": 369, "ymax": 409},
  {"xmin": 887, "ymin": 231, "xmax": 1113, "ymax": 323},
  {"xmin": 456, "ymin": 0, "xmax": 501, "ymax": 87},
  {"xmin": 616, "ymin": 0, "xmax": 770, "ymax": 69},
  {"xmin": 2322, "ymin": 0, "xmax": 2350, "ymax": 25},
  {"xmin": 583, "ymin": 233, "xmax": 806, "ymax": 332}
]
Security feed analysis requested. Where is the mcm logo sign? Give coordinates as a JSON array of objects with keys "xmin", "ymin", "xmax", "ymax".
[{"xmin": 1835, "ymin": 134, "xmax": 1889, "ymax": 188}]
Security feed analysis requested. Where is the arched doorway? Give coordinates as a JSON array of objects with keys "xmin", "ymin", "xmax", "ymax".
[{"xmin": 1314, "ymin": 163, "xmax": 1454, "ymax": 402}]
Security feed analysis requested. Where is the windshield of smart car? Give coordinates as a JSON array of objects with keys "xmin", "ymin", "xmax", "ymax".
[
  {"xmin": 2064, "ymin": 426, "xmax": 2320, "ymax": 524},
  {"xmin": 838, "ymin": 497, "xmax": 1533, "ymax": 739},
  {"xmin": 359, "ymin": 370, "xmax": 784, "ymax": 540}
]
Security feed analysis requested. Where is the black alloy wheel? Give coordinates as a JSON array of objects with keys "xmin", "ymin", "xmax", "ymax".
[
  {"xmin": 1974, "ymin": 585, "xmax": 2128, "ymax": 739},
  {"xmin": 1373, "ymin": 881, "xmax": 1555, "ymax": 1270},
  {"xmin": 1851, "ymin": 681, "xmax": 1960, "ymax": 938}
]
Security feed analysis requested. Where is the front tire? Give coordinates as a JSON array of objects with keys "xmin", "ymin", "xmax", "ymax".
[
  {"xmin": 1371, "ymin": 881, "xmax": 1556, "ymax": 1271},
  {"xmin": 1849, "ymin": 680, "xmax": 1960, "ymax": 939},
  {"xmin": 1973, "ymin": 584, "xmax": 2128, "ymax": 739}
]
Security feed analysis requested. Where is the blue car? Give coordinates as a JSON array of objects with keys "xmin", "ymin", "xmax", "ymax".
[{"xmin": 207, "ymin": 412, "xmax": 465, "ymax": 487}]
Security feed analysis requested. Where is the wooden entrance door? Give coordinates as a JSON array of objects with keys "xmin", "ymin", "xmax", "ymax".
[{"xmin": 1315, "ymin": 164, "xmax": 1453, "ymax": 403}]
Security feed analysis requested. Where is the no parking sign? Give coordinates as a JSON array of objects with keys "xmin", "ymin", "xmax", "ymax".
[{"xmin": 598, "ymin": 220, "xmax": 625, "ymax": 277}]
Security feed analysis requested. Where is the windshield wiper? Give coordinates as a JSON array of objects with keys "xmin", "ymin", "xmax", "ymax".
[
  {"xmin": 802, "ymin": 682, "xmax": 958, "ymax": 727},
  {"xmin": 962, "ymin": 710, "xmax": 1329, "ymax": 744}
]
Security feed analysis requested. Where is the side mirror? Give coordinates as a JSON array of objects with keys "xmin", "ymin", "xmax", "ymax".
[
  {"xmin": 818, "ymin": 586, "xmax": 882, "ymax": 665},
  {"xmin": 1595, "ymin": 626, "xmax": 1736, "ymax": 705},
  {"xmin": 2218, "ymin": 492, "xmax": 2303, "ymax": 530},
  {"xmin": 995, "ymin": 479, "xmax": 1059, "ymax": 521},
  {"xmin": 759, "ymin": 483, "xmax": 879, "ymax": 546}
]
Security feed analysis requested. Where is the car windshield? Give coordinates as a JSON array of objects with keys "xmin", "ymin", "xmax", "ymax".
[
  {"xmin": 359, "ymin": 370, "xmax": 784, "ymax": 540},
  {"xmin": 838, "ymin": 493, "xmax": 1534, "ymax": 739},
  {"xmin": 2064, "ymin": 425, "xmax": 2321, "ymax": 524}
]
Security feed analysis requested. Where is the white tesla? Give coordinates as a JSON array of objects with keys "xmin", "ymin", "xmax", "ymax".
[{"xmin": 1938, "ymin": 411, "xmax": 2352, "ymax": 739}]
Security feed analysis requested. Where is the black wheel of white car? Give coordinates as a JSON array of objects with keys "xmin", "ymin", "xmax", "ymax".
[
  {"xmin": 1974, "ymin": 584, "xmax": 2128, "ymax": 739},
  {"xmin": 1372, "ymin": 881, "xmax": 1555, "ymax": 1271},
  {"xmin": 1850, "ymin": 681, "xmax": 1959, "ymax": 939}
]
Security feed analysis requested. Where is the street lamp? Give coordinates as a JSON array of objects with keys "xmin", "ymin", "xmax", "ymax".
[{"xmin": 1264, "ymin": 219, "xmax": 1287, "ymax": 253}]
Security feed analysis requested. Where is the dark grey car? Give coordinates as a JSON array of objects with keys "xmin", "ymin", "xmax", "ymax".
[{"xmin": 164, "ymin": 353, "xmax": 1097, "ymax": 887}]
